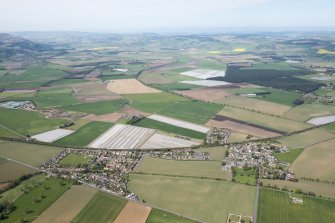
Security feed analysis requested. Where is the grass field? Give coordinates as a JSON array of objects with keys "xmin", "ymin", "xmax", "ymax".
[
  {"xmin": 59, "ymin": 154, "xmax": 92, "ymax": 166},
  {"xmin": 1, "ymin": 177, "xmax": 71, "ymax": 223},
  {"xmin": 289, "ymin": 139, "xmax": 335, "ymax": 182},
  {"xmin": 278, "ymin": 128, "xmax": 335, "ymax": 148},
  {"xmin": 274, "ymin": 148, "xmax": 304, "ymax": 163},
  {"xmin": 0, "ymin": 140, "xmax": 64, "ymax": 166},
  {"xmin": 55, "ymin": 121, "xmax": 113, "ymax": 147},
  {"xmin": 232, "ymin": 167, "xmax": 257, "ymax": 185},
  {"xmin": 323, "ymin": 123, "xmax": 335, "ymax": 133},
  {"xmin": 71, "ymin": 192, "xmax": 127, "ymax": 223},
  {"xmin": 0, "ymin": 125, "xmax": 22, "ymax": 138},
  {"xmin": 158, "ymin": 101, "xmax": 223, "ymax": 124},
  {"xmin": 30, "ymin": 87, "xmax": 79, "ymax": 108},
  {"xmin": 134, "ymin": 118, "xmax": 205, "ymax": 139},
  {"xmin": 126, "ymin": 93, "xmax": 188, "ymax": 113},
  {"xmin": 146, "ymin": 209, "xmax": 198, "ymax": 223},
  {"xmin": 137, "ymin": 156, "xmax": 227, "ymax": 179},
  {"xmin": 128, "ymin": 174, "xmax": 256, "ymax": 223},
  {"xmin": 152, "ymin": 82, "xmax": 199, "ymax": 91},
  {"xmin": 0, "ymin": 108, "xmax": 66, "ymax": 135},
  {"xmin": 218, "ymin": 107, "xmax": 310, "ymax": 133},
  {"xmin": 61, "ymin": 99, "xmax": 128, "ymax": 115},
  {"xmin": 196, "ymin": 146, "xmax": 227, "ymax": 161},
  {"xmin": 257, "ymin": 189, "xmax": 335, "ymax": 223},
  {"xmin": 34, "ymin": 185, "xmax": 97, "ymax": 223},
  {"xmin": 0, "ymin": 157, "xmax": 36, "ymax": 183}
]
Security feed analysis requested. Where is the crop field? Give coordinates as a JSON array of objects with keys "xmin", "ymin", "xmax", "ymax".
[
  {"xmin": 0, "ymin": 140, "xmax": 64, "ymax": 166},
  {"xmin": 289, "ymin": 139, "xmax": 335, "ymax": 181},
  {"xmin": 180, "ymin": 69, "xmax": 226, "ymax": 79},
  {"xmin": 274, "ymin": 148, "xmax": 304, "ymax": 163},
  {"xmin": 147, "ymin": 114, "xmax": 210, "ymax": 133},
  {"xmin": 140, "ymin": 133, "xmax": 201, "ymax": 149},
  {"xmin": 323, "ymin": 123, "xmax": 335, "ymax": 133},
  {"xmin": 207, "ymin": 119, "xmax": 281, "ymax": 138},
  {"xmin": 227, "ymin": 132, "xmax": 250, "ymax": 143},
  {"xmin": 114, "ymin": 201, "xmax": 152, "ymax": 223},
  {"xmin": 137, "ymin": 156, "xmax": 227, "ymax": 179},
  {"xmin": 175, "ymin": 87, "xmax": 233, "ymax": 102},
  {"xmin": 307, "ymin": 115, "xmax": 335, "ymax": 126},
  {"xmin": 0, "ymin": 157, "xmax": 36, "ymax": 183},
  {"xmin": 71, "ymin": 192, "xmax": 127, "ymax": 223},
  {"xmin": 32, "ymin": 129, "xmax": 74, "ymax": 143},
  {"xmin": 33, "ymin": 186, "xmax": 97, "ymax": 223},
  {"xmin": 55, "ymin": 121, "xmax": 113, "ymax": 147},
  {"xmin": 134, "ymin": 118, "xmax": 206, "ymax": 139},
  {"xmin": 126, "ymin": 93, "xmax": 188, "ymax": 113},
  {"xmin": 0, "ymin": 108, "xmax": 66, "ymax": 135},
  {"xmin": 146, "ymin": 208, "xmax": 197, "ymax": 223},
  {"xmin": 107, "ymin": 79, "xmax": 161, "ymax": 94},
  {"xmin": 59, "ymin": 154, "xmax": 92, "ymax": 166},
  {"xmin": 61, "ymin": 99, "xmax": 128, "ymax": 115},
  {"xmin": 158, "ymin": 101, "xmax": 223, "ymax": 124},
  {"xmin": 128, "ymin": 174, "xmax": 256, "ymax": 223},
  {"xmin": 180, "ymin": 80, "xmax": 231, "ymax": 87},
  {"xmin": 152, "ymin": 82, "xmax": 200, "ymax": 91},
  {"xmin": 1, "ymin": 177, "xmax": 71, "ymax": 223},
  {"xmin": 29, "ymin": 87, "xmax": 79, "ymax": 107},
  {"xmin": 81, "ymin": 112, "xmax": 123, "ymax": 123},
  {"xmin": 196, "ymin": 146, "xmax": 227, "ymax": 161},
  {"xmin": 0, "ymin": 125, "xmax": 22, "ymax": 138},
  {"xmin": 218, "ymin": 107, "xmax": 310, "ymax": 133},
  {"xmin": 257, "ymin": 189, "xmax": 335, "ymax": 223},
  {"xmin": 278, "ymin": 129, "xmax": 335, "ymax": 148}
]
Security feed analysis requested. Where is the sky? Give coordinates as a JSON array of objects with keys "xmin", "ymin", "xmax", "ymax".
[{"xmin": 0, "ymin": 0, "xmax": 334, "ymax": 32}]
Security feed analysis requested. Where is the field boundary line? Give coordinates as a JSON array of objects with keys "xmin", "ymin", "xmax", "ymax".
[
  {"xmin": 302, "ymin": 137, "xmax": 335, "ymax": 148},
  {"xmin": 0, "ymin": 123, "xmax": 25, "ymax": 138},
  {"xmin": 0, "ymin": 154, "xmax": 40, "ymax": 171}
]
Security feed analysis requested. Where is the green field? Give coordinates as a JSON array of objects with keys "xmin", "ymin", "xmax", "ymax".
[
  {"xmin": 0, "ymin": 140, "xmax": 64, "ymax": 166},
  {"xmin": 274, "ymin": 148, "xmax": 304, "ymax": 163},
  {"xmin": 61, "ymin": 99, "xmax": 128, "ymax": 115},
  {"xmin": 30, "ymin": 87, "xmax": 79, "ymax": 107},
  {"xmin": 0, "ymin": 108, "xmax": 66, "ymax": 135},
  {"xmin": 137, "ymin": 156, "xmax": 227, "ymax": 179},
  {"xmin": 128, "ymin": 174, "xmax": 256, "ymax": 223},
  {"xmin": 257, "ymin": 189, "xmax": 335, "ymax": 223},
  {"xmin": 152, "ymin": 82, "xmax": 199, "ymax": 91},
  {"xmin": 323, "ymin": 123, "xmax": 335, "ymax": 133},
  {"xmin": 146, "ymin": 209, "xmax": 197, "ymax": 223},
  {"xmin": 0, "ymin": 125, "xmax": 22, "ymax": 138},
  {"xmin": 158, "ymin": 101, "xmax": 223, "ymax": 124},
  {"xmin": 0, "ymin": 157, "xmax": 36, "ymax": 183},
  {"xmin": 59, "ymin": 154, "xmax": 92, "ymax": 166},
  {"xmin": 126, "ymin": 92, "xmax": 188, "ymax": 113},
  {"xmin": 232, "ymin": 167, "xmax": 257, "ymax": 185},
  {"xmin": 134, "ymin": 118, "xmax": 205, "ymax": 139},
  {"xmin": 71, "ymin": 192, "xmax": 127, "ymax": 223},
  {"xmin": 1, "ymin": 177, "xmax": 71, "ymax": 223},
  {"xmin": 196, "ymin": 146, "xmax": 227, "ymax": 161},
  {"xmin": 55, "ymin": 121, "xmax": 113, "ymax": 147}
]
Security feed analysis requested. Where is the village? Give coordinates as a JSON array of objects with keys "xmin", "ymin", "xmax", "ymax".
[{"xmin": 223, "ymin": 142, "xmax": 296, "ymax": 181}]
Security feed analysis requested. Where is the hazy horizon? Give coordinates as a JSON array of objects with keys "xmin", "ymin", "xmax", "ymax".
[{"xmin": 1, "ymin": 0, "xmax": 334, "ymax": 33}]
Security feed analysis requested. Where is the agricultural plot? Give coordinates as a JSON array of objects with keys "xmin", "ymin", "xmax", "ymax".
[
  {"xmin": 32, "ymin": 129, "xmax": 74, "ymax": 143},
  {"xmin": 134, "ymin": 118, "xmax": 206, "ymax": 140},
  {"xmin": 136, "ymin": 156, "xmax": 227, "ymax": 179},
  {"xmin": 278, "ymin": 128, "xmax": 335, "ymax": 148},
  {"xmin": 0, "ymin": 108, "xmax": 66, "ymax": 136},
  {"xmin": 196, "ymin": 146, "xmax": 227, "ymax": 161},
  {"xmin": 33, "ymin": 186, "xmax": 97, "ymax": 223},
  {"xmin": 180, "ymin": 69, "xmax": 226, "ymax": 79},
  {"xmin": 152, "ymin": 82, "xmax": 200, "ymax": 91},
  {"xmin": 59, "ymin": 154, "xmax": 92, "ymax": 166},
  {"xmin": 81, "ymin": 112, "xmax": 123, "ymax": 123},
  {"xmin": 289, "ymin": 139, "xmax": 335, "ymax": 181},
  {"xmin": 89, "ymin": 124, "xmax": 155, "ymax": 150},
  {"xmin": 228, "ymin": 132, "xmax": 251, "ymax": 143},
  {"xmin": 180, "ymin": 80, "xmax": 231, "ymax": 87},
  {"xmin": 0, "ymin": 140, "xmax": 64, "ymax": 167},
  {"xmin": 307, "ymin": 115, "xmax": 335, "ymax": 126},
  {"xmin": 175, "ymin": 87, "xmax": 233, "ymax": 102},
  {"xmin": 55, "ymin": 121, "xmax": 113, "ymax": 147},
  {"xmin": 140, "ymin": 133, "xmax": 201, "ymax": 149},
  {"xmin": 148, "ymin": 114, "xmax": 210, "ymax": 133},
  {"xmin": 114, "ymin": 201, "xmax": 152, "ymax": 223},
  {"xmin": 106, "ymin": 79, "xmax": 161, "ymax": 94},
  {"xmin": 146, "ymin": 208, "xmax": 198, "ymax": 223},
  {"xmin": 128, "ymin": 174, "xmax": 256, "ymax": 223},
  {"xmin": 0, "ymin": 157, "xmax": 36, "ymax": 183},
  {"xmin": 218, "ymin": 107, "xmax": 310, "ymax": 133},
  {"xmin": 61, "ymin": 99, "xmax": 128, "ymax": 115},
  {"xmin": 257, "ymin": 189, "xmax": 335, "ymax": 223},
  {"xmin": 71, "ymin": 192, "xmax": 127, "ymax": 223},
  {"xmin": 274, "ymin": 148, "xmax": 304, "ymax": 164}
]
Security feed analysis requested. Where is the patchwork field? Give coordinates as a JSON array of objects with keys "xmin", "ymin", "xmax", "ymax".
[
  {"xmin": 0, "ymin": 140, "xmax": 64, "ymax": 166},
  {"xmin": 0, "ymin": 108, "xmax": 66, "ymax": 135},
  {"xmin": 33, "ymin": 185, "xmax": 97, "ymax": 223},
  {"xmin": 0, "ymin": 157, "xmax": 36, "ymax": 183},
  {"xmin": 289, "ymin": 139, "xmax": 335, "ymax": 181},
  {"xmin": 32, "ymin": 129, "xmax": 74, "ymax": 143},
  {"xmin": 218, "ymin": 107, "xmax": 310, "ymax": 133},
  {"xmin": 61, "ymin": 99, "xmax": 128, "ymax": 115},
  {"xmin": 137, "ymin": 156, "xmax": 227, "ymax": 179},
  {"xmin": 71, "ymin": 192, "xmax": 127, "ymax": 223},
  {"xmin": 257, "ymin": 189, "xmax": 335, "ymax": 223},
  {"xmin": 107, "ymin": 79, "xmax": 161, "ymax": 94},
  {"xmin": 114, "ymin": 201, "xmax": 152, "ymax": 223},
  {"xmin": 55, "ymin": 121, "xmax": 113, "ymax": 147},
  {"xmin": 128, "ymin": 174, "xmax": 256, "ymax": 223},
  {"xmin": 278, "ymin": 128, "xmax": 335, "ymax": 148}
]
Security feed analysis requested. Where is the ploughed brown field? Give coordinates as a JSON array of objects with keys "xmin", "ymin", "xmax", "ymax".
[{"xmin": 113, "ymin": 201, "xmax": 152, "ymax": 223}]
